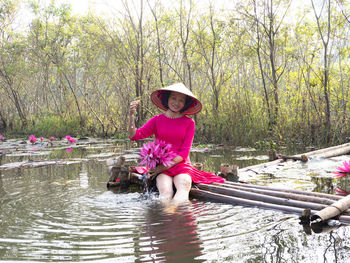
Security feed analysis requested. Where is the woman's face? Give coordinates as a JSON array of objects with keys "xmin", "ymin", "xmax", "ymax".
[{"xmin": 168, "ymin": 92, "xmax": 186, "ymax": 113}]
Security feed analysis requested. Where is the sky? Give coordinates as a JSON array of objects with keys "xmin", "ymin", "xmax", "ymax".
[
  {"xmin": 15, "ymin": 0, "xmax": 136, "ymax": 30},
  {"xmin": 20, "ymin": 0, "xmax": 237, "ymax": 18},
  {"xmin": 15, "ymin": 0, "xmax": 238, "ymax": 31},
  {"xmin": 33, "ymin": 0, "xmax": 310, "ymax": 16},
  {"xmin": 57, "ymin": 0, "xmax": 126, "ymax": 15},
  {"xmin": 14, "ymin": 0, "xmax": 327, "ymax": 32}
]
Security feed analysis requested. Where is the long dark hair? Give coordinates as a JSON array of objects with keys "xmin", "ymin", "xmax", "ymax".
[{"xmin": 161, "ymin": 91, "xmax": 193, "ymax": 113}]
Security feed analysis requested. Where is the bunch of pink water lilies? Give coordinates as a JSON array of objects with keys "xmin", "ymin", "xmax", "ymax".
[
  {"xmin": 138, "ymin": 139, "xmax": 177, "ymax": 169},
  {"xmin": 28, "ymin": 134, "xmax": 76, "ymax": 144}
]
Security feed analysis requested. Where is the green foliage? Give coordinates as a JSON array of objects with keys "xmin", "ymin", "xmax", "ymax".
[
  {"xmin": 0, "ymin": 0, "xmax": 349, "ymax": 148},
  {"xmin": 113, "ymin": 132, "xmax": 128, "ymax": 140},
  {"xmin": 26, "ymin": 115, "xmax": 82, "ymax": 138},
  {"xmin": 254, "ymin": 140, "xmax": 278, "ymax": 151}
]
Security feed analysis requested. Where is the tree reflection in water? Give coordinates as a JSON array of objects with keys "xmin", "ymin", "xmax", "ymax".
[
  {"xmin": 311, "ymin": 177, "xmax": 334, "ymax": 194},
  {"xmin": 258, "ymin": 218, "xmax": 350, "ymax": 263},
  {"xmin": 134, "ymin": 201, "xmax": 204, "ymax": 262}
]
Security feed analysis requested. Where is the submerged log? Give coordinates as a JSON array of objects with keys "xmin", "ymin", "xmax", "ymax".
[
  {"xmin": 218, "ymin": 164, "xmax": 239, "ymax": 182},
  {"xmin": 268, "ymin": 149, "xmax": 278, "ymax": 161},
  {"xmin": 106, "ymin": 156, "xmax": 129, "ymax": 188}
]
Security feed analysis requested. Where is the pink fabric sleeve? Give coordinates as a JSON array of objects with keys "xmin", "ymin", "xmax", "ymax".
[
  {"xmin": 177, "ymin": 120, "xmax": 195, "ymax": 160},
  {"xmin": 129, "ymin": 116, "xmax": 156, "ymax": 141}
]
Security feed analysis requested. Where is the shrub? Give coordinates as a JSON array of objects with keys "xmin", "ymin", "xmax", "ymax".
[{"xmin": 26, "ymin": 115, "xmax": 82, "ymax": 138}]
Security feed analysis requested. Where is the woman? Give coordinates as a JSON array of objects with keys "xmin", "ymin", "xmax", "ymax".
[{"xmin": 129, "ymin": 83, "xmax": 224, "ymax": 205}]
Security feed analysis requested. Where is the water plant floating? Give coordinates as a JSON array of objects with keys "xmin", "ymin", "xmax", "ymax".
[
  {"xmin": 138, "ymin": 139, "xmax": 177, "ymax": 170},
  {"xmin": 333, "ymin": 160, "xmax": 350, "ymax": 179},
  {"xmin": 277, "ymin": 154, "xmax": 308, "ymax": 162},
  {"xmin": 66, "ymin": 135, "xmax": 76, "ymax": 143},
  {"xmin": 29, "ymin": 134, "xmax": 37, "ymax": 144}
]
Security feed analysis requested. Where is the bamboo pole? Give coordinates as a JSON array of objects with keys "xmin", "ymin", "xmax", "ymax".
[
  {"xmin": 190, "ymin": 188, "xmax": 350, "ymax": 224},
  {"xmin": 107, "ymin": 142, "xmax": 350, "ymax": 224},
  {"xmin": 297, "ymin": 142, "xmax": 350, "ymax": 158},
  {"xmin": 206, "ymin": 183, "xmax": 339, "ymax": 206},
  {"xmin": 129, "ymin": 172, "xmax": 341, "ymax": 205},
  {"xmin": 239, "ymin": 142, "xmax": 350, "ymax": 174},
  {"xmin": 311, "ymin": 194, "xmax": 350, "ymax": 222},
  {"xmin": 190, "ymin": 188, "xmax": 312, "ymax": 214},
  {"xmin": 195, "ymin": 183, "xmax": 349, "ymax": 214},
  {"xmin": 127, "ymin": 173, "xmax": 350, "ymax": 223},
  {"xmin": 221, "ymin": 181, "xmax": 342, "ymax": 201},
  {"xmin": 128, "ymin": 173, "xmax": 349, "ymax": 213}
]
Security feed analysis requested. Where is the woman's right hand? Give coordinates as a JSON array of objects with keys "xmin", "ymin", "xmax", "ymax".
[{"xmin": 129, "ymin": 100, "xmax": 140, "ymax": 115}]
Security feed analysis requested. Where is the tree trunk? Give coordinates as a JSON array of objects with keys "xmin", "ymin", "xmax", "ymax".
[
  {"xmin": 63, "ymin": 72, "xmax": 84, "ymax": 127},
  {"xmin": 312, "ymin": 0, "xmax": 332, "ymax": 144}
]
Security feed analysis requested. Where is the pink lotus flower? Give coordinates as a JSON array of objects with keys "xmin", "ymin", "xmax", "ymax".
[
  {"xmin": 138, "ymin": 139, "xmax": 177, "ymax": 170},
  {"xmin": 334, "ymin": 160, "xmax": 350, "ymax": 179},
  {"xmin": 49, "ymin": 136, "xmax": 55, "ymax": 141},
  {"xmin": 66, "ymin": 147, "xmax": 72, "ymax": 152},
  {"xmin": 40, "ymin": 137, "xmax": 44, "ymax": 141},
  {"xmin": 0, "ymin": 134, "xmax": 4, "ymax": 140},
  {"xmin": 66, "ymin": 135, "xmax": 76, "ymax": 143},
  {"xmin": 29, "ymin": 134, "xmax": 37, "ymax": 144},
  {"xmin": 334, "ymin": 187, "xmax": 350, "ymax": 196}
]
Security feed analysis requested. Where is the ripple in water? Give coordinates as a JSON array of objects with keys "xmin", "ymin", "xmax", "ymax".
[{"xmin": 1, "ymin": 154, "xmax": 350, "ymax": 262}]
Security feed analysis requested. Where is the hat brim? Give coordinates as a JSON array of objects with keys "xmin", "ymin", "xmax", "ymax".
[{"xmin": 150, "ymin": 83, "xmax": 202, "ymax": 115}]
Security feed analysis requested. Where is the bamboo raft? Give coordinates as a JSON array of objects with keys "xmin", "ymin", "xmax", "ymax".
[{"xmin": 107, "ymin": 142, "xmax": 350, "ymax": 229}]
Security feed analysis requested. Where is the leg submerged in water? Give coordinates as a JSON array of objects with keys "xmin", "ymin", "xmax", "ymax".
[
  {"xmin": 172, "ymin": 173, "xmax": 192, "ymax": 205},
  {"xmin": 156, "ymin": 173, "xmax": 174, "ymax": 204}
]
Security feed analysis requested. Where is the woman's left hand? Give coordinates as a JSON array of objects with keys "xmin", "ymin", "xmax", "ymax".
[{"xmin": 149, "ymin": 165, "xmax": 167, "ymax": 179}]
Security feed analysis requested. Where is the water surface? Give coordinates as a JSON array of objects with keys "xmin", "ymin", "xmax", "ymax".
[{"xmin": 0, "ymin": 139, "xmax": 350, "ymax": 262}]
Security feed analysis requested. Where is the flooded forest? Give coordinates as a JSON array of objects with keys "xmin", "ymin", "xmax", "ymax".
[
  {"xmin": 0, "ymin": 0, "xmax": 349, "ymax": 147},
  {"xmin": 1, "ymin": 1, "xmax": 350, "ymax": 262}
]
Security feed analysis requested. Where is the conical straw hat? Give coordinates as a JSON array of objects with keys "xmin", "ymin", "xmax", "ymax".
[{"xmin": 150, "ymin": 83, "xmax": 202, "ymax": 115}]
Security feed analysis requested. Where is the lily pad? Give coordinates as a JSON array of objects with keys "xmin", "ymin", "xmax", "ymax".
[
  {"xmin": 306, "ymin": 172, "xmax": 320, "ymax": 177},
  {"xmin": 234, "ymin": 147, "xmax": 256, "ymax": 152},
  {"xmin": 87, "ymin": 153, "xmax": 116, "ymax": 158}
]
